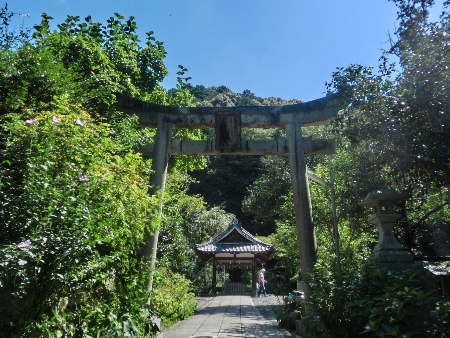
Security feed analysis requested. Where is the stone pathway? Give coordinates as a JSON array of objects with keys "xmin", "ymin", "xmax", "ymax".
[{"xmin": 156, "ymin": 295, "xmax": 295, "ymax": 338}]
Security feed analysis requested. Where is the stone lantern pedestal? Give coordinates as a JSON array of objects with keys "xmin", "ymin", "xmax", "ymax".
[{"xmin": 360, "ymin": 185, "xmax": 414, "ymax": 271}]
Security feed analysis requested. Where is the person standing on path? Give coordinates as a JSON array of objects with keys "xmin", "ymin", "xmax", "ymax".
[{"xmin": 258, "ymin": 268, "xmax": 267, "ymax": 297}]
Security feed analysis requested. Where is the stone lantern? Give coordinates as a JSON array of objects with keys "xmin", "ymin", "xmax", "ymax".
[{"xmin": 359, "ymin": 184, "xmax": 414, "ymax": 270}]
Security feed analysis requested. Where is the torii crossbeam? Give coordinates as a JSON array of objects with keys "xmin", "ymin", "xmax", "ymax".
[{"xmin": 117, "ymin": 94, "xmax": 338, "ymax": 300}]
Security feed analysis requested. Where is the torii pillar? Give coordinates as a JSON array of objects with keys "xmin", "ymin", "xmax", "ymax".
[
  {"xmin": 139, "ymin": 120, "xmax": 172, "ymax": 300},
  {"xmin": 286, "ymin": 122, "xmax": 317, "ymax": 295}
]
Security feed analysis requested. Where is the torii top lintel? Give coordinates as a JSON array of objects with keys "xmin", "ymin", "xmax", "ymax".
[{"xmin": 116, "ymin": 94, "xmax": 338, "ymax": 129}]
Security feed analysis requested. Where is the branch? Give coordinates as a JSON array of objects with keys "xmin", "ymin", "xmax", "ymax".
[{"xmin": 416, "ymin": 197, "xmax": 450, "ymax": 227}]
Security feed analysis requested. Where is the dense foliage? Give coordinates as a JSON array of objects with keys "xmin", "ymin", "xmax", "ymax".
[
  {"xmin": 0, "ymin": 106, "xmax": 159, "ymax": 336},
  {"xmin": 188, "ymin": 84, "xmax": 302, "ymax": 107},
  {"xmin": 157, "ymin": 171, "xmax": 235, "ymax": 292},
  {"xmin": 2, "ymin": 0, "xmax": 450, "ymax": 336},
  {"xmin": 302, "ymin": 263, "xmax": 450, "ymax": 337},
  {"xmin": 298, "ymin": 0, "xmax": 450, "ymax": 336},
  {"xmin": 0, "ymin": 6, "xmax": 199, "ymax": 336},
  {"xmin": 326, "ymin": 0, "xmax": 450, "ymax": 249},
  {"xmin": 151, "ymin": 269, "xmax": 196, "ymax": 327},
  {"xmin": 1, "ymin": 10, "xmax": 168, "ymax": 117}
]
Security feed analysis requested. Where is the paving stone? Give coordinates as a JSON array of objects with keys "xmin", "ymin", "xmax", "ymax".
[{"xmin": 156, "ymin": 295, "xmax": 294, "ymax": 338}]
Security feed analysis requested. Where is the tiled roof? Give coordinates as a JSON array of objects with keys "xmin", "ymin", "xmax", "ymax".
[
  {"xmin": 423, "ymin": 261, "xmax": 450, "ymax": 276},
  {"xmin": 196, "ymin": 220, "xmax": 274, "ymax": 253},
  {"xmin": 197, "ymin": 243, "xmax": 272, "ymax": 253}
]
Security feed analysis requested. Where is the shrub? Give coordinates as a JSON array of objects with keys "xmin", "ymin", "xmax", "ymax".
[
  {"xmin": 151, "ymin": 269, "xmax": 196, "ymax": 327},
  {"xmin": 301, "ymin": 260, "xmax": 362, "ymax": 337},
  {"xmin": 352, "ymin": 265, "xmax": 445, "ymax": 337},
  {"xmin": 0, "ymin": 106, "xmax": 158, "ymax": 337},
  {"xmin": 276, "ymin": 293, "xmax": 303, "ymax": 330},
  {"xmin": 303, "ymin": 261, "xmax": 449, "ymax": 338},
  {"xmin": 191, "ymin": 264, "xmax": 213, "ymax": 295}
]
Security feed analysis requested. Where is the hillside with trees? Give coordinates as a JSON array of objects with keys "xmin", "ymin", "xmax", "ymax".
[{"xmin": 188, "ymin": 84, "xmax": 302, "ymax": 107}]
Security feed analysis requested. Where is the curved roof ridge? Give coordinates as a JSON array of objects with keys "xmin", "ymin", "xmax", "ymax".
[
  {"xmin": 239, "ymin": 225, "xmax": 270, "ymax": 246},
  {"xmin": 195, "ymin": 221, "xmax": 275, "ymax": 262},
  {"xmin": 196, "ymin": 220, "xmax": 272, "ymax": 249},
  {"xmin": 200, "ymin": 221, "xmax": 236, "ymax": 245}
]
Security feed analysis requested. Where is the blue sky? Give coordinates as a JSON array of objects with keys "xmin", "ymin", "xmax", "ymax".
[{"xmin": 8, "ymin": 1, "xmax": 444, "ymax": 102}]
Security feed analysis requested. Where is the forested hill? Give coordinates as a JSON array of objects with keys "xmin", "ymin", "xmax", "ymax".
[{"xmin": 187, "ymin": 85, "xmax": 303, "ymax": 107}]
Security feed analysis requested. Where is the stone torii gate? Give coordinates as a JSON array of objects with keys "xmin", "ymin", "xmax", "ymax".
[{"xmin": 117, "ymin": 94, "xmax": 338, "ymax": 299}]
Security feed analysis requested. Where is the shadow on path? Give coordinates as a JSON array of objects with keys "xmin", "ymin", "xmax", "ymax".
[{"xmin": 156, "ymin": 295, "xmax": 294, "ymax": 338}]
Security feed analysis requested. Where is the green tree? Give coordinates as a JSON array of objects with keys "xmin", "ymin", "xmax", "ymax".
[
  {"xmin": 324, "ymin": 0, "xmax": 450, "ymax": 255},
  {"xmin": 157, "ymin": 172, "xmax": 234, "ymax": 281},
  {"xmin": 0, "ymin": 7, "xmax": 201, "ymax": 149},
  {"xmin": 327, "ymin": 0, "xmax": 450, "ymax": 209},
  {"xmin": 0, "ymin": 7, "xmax": 201, "ymax": 335},
  {"xmin": 1, "ymin": 11, "xmax": 167, "ymax": 116},
  {"xmin": 298, "ymin": 1, "xmax": 450, "ymax": 336},
  {"xmin": 188, "ymin": 155, "xmax": 263, "ymax": 230},
  {"xmin": 242, "ymin": 156, "xmax": 292, "ymax": 233}
]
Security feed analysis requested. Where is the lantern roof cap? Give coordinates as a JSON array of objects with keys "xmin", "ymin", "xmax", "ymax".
[{"xmin": 359, "ymin": 184, "xmax": 407, "ymax": 207}]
